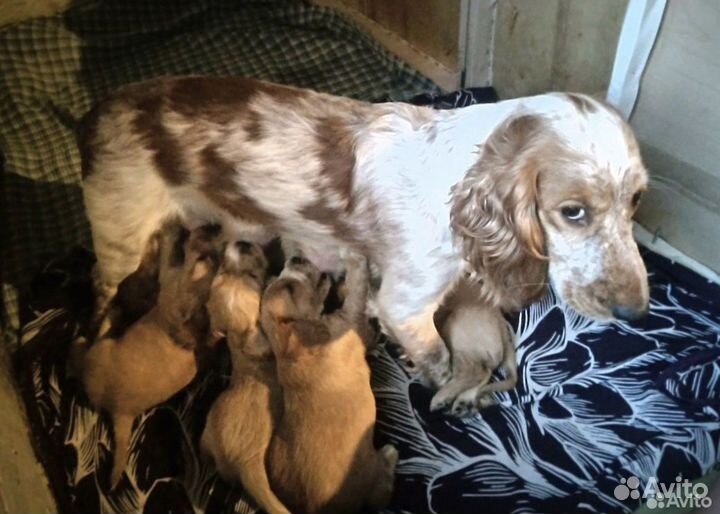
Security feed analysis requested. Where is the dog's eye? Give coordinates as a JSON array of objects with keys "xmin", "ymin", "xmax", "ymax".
[
  {"xmin": 631, "ymin": 191, "xmax": 643, "ymax": 208},
  {"xmin": 561, "ymin": 205, "xmax": 587, "ymax": 223}
]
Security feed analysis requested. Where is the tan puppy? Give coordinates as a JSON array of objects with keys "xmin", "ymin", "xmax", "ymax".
[
  {"xmin": 200, "ymin": 241, "xmax": 290, "ymax": 514},
  {"xmin": 261, "ymin": 254, "xmax": 398, "ymax": 514},
  {"xmin": 71, "ymin": 222, "xmax": 221, "ymax": 488},
  {"xmin": 430, "ymin": 279, "xmax": 517, "ymax": 416}
]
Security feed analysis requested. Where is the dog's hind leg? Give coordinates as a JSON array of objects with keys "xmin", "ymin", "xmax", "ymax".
[
  {"xmin": 237, "ymin": 455, "xmax": 291, "ymax": 514},
  {"xmin": 474, "ymin": 334, "xmax": 518, "ymax": 408},
  {"xmin": 110, "ymin": 414, "xmax": 134, "ymax": 489}
]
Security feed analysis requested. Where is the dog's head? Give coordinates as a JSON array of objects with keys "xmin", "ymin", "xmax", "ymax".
[
  {"xmin": 260, "ymin": 256, "xmax": 332, "ymax": 356},
  {"xmin": 451, "ymin": 94, "xmax": 649, "ymax": 321}
]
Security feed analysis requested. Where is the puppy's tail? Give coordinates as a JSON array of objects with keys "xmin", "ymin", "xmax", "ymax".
[
  {"xmin": 237, "ymin": 456, "xmax": 291, "ymax": 514},
  {"xmin": 110, "ymin": 414, "xmax": 134, "ymax": 489},
  {"xmin": 367, "ymin": 444, "xmax": 398, "ymax": 510}
]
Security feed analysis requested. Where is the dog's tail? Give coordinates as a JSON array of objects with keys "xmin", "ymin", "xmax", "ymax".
[
  {"xmin": 110, "ymin": 414, "xmax": 134, "ymax": 489},
  {"xmin": 237, "ymin": 456, "xmax": 291, "ymax": 514}
]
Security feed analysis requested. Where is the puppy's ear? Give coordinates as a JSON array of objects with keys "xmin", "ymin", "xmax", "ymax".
[
  {"xmin": 276, "ymin": 319, "xmax": 330, "ymax": 359},
  {"xmin": 450, "ymin": 114, "xmax": 548, "ymax": 310}
]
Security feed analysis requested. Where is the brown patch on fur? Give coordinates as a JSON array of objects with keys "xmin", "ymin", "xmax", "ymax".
[
  {"xmin": 244, "ymin": 108, "xmax": 264, "ymax": 141},
  {"xmin": 199, "ymin": 145, "xmax": 276, "ymax": 226},
  {"xmin": 298, "ymin": 116, "xmax": 358, "ymax": 240},
  {"xmin": 133, "ymin": 95, "xmax": 189, "ymax": 185},
  {"xmin": 316, "ymin": 116, "xmax": 355, "ymax": 202},
  {"xmin": 566, "ymin": 93, "xmax": 598, "ymax": 114},
  {"xmin": 168, "ymin": 76, "xmax": 305, "ymax": 123}
]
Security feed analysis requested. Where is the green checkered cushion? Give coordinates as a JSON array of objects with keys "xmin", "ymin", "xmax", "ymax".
[{"xmin": 0, "ymin": 0, "xmax": 436, "ymax": 348}]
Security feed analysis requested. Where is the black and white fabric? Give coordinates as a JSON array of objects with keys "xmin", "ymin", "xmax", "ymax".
[{"xmin": 17, "ymin": 236, "xmax": 720, "ymax": 514}]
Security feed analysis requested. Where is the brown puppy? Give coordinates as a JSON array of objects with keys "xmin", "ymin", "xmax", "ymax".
[
  {"xmin": 262, "ymin": 253, "xmax": 398, "ymax": 514},
  {"xmin": 71, "ymin": 222, "xmax": 221, "ymax": 488},
  {"xmin": 430, "ymin": 279, "xmax": 517, "ymax": 416},
  {"xmin": 200, "ymin": 241, "xmax": 290, "ymax": 514}
]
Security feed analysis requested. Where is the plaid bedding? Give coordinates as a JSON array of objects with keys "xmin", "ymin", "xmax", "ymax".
[{"xmin": 0, "ymin": 0, "xmax": 435, "ymax": 348}]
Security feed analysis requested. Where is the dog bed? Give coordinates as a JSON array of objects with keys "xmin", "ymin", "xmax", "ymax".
[{"xmin": 16, "ymin": 228, "xmax": 720, "ymax": 514}]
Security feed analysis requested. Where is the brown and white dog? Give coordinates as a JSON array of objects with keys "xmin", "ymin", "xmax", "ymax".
[
  {"xmin": 261, "ymin": 253, "xmax": 397, "ymax": 514},
  {"xmin": 70, "ymin": 222, "xmax": 220, "ymax": 488},
  {"xmin": 79, "ymin": 76, "xmax": 650, "ymax": 408}
]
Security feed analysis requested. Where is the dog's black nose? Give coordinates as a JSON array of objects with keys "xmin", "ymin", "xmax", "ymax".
[
  {"xmin": 290, "ymin": 256, "xmax": 308, "ymax": 265},
  {"xmin": 235, "ymin": 241, "xmax": 253, "ymax": 254},
  {"xmin": 612, "ymin": 304, "xmax": 648, "ymax": 321}
]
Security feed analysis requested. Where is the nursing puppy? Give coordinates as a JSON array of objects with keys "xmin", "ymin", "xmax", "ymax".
[
  {"xmin": 430, "ymin": 279, "xmax": 517, "ymax": 416},
  {"xmin": 200, "ymin": 241, "xmax": 289, "ymax": 514},
  {"xmin": 261, "ymin": 254, "xmax": 397, "ymax": 514},
  {"xmin": 70, "ymin": 222, "xmax": 220, "ymax": 488}
]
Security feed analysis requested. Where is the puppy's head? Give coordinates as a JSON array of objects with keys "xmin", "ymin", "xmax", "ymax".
[
  {"xmin": 156, "ymin": 223, "xmax": 222, "ymax": 344},
  {"xmin": 260, "ymin": 256, "xmax": 331, "ymax": 352},
  {"xmin": 220, "ymin": 241, "xmax": 268, "ymax": 285},
  {"xmin": 207, "ymin": 241, "xmax": 269, "ymax": 350}
]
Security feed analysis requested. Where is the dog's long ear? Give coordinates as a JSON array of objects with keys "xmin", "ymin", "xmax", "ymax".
[
  {"xmin": 450, "ymin": 114, "xmax": 549, "ymax": 310},
  {"xmin": 276, "ymin": 319, "xmax": 331, "ymax": 359}
]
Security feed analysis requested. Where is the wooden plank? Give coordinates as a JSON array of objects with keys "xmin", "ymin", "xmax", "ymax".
[
  {"xmin": 314, "ymin": 0, "xmax": 462, "ymax": 91},
  {"xmin": 0, "ymin": 0, "xmax": 72, "ymax": 27},
  {"xmin": 338, "ymin": 0, "xmax": 461, "ymax": 69}
]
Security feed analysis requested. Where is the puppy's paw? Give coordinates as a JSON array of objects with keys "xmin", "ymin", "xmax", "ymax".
[{"xmin": 450, "ymin": 398, "xmax": 478, "ymax": 418}]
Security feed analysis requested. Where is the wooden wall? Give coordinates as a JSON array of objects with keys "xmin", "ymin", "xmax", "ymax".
[
  {"xmin": 320, "ymin": 0, "xmax": 627, "ymax": 96},
  {"xmin": 335, "ymin": 0, "xmax": 462, "ymax": 70},
  {"xmin": 493, "ymin": 0, "xmax": 628, "ymax": 98},
  {"xmin": 0, "ymin": 0, "xmax": 72, "ymax": 27}
]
